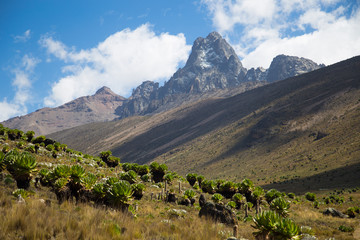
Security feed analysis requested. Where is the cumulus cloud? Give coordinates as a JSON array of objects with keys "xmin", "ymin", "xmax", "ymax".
[
  {"xmin": 14, "ymin": 29, "xmax": 31, "ymax": 43},
  {"xmin": 40, "ymin": 24, "xmax": 191, "ymax": 107},
  {"xmin": 201, "ymin": 0, "xmax": 360, "ymax": 68},
  {"xmin": 0, "ymin": 55, "xmax": 39, "ymax": 121}
]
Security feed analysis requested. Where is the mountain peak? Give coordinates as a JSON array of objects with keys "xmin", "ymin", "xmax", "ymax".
[
  {"xmin": 95, "ymin": 86, "xmax": 116, "ymax": 95},
  {"xmin": 206, "ymin": 31, "xmax": 222, "ymax": 40},
  {"xmin": 267, "ymin": 54, "xmax": 323, "ymax": 82}
]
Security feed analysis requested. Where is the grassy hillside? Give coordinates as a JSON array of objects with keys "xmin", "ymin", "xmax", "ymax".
[
  {"xmin": 50, "ymin": 56, "xmax": 360, "ymax": 193},
  {"xmin": 1, "ymin": 126, "xmax": 360, "ymax": 239}
]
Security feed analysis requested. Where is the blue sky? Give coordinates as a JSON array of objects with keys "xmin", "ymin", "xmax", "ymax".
[{"xmin": 0, "ymin": 0, "xmax": 359, "ymax": 121}]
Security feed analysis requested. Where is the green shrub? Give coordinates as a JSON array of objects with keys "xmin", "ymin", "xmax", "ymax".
[
  {"xmin": 265, "ymin": 189, "xmax": 282, "ymax": 203},
  {"xmin": 252, "ymin": 210, "xmax": 300, "ymax": 239},
  {"xmin": 184, "ymin": 189, "xmax": 196, "ymax": 199},
  {"xmin": 25, "ymin": 131, "xmax": 35, "ymax": 142},
  {"xmin": 12, "ymin": 188, "xmax": 30, "ymax": 199},
  {"xmin": 4, "ymin": 150, "xmax": 37, "ymax": 189},
  {"xmin": 197, "ymin": 175, "xmax": 205, "ymax": 186},
  {"xmin": 201, "ymin": 179, "xmax": 216, "ymax": 194},
  {"xmin": 211, "ymin": 193, "xmax": 223, "ymax": 203},
  {"xmin": 345, "ymin": 207, "xmax": 357, "ymax": 218},
  {"xmin": 119, "ymin": 170, "xmax": 137, "ymax": 184},
  {"xmin": 339, "ymin": 225, "xmax": 354, "ymax": 232},
  {"xmin": 131, "ymin": 183, "xmax": 145, "ymax": 200},
  {"xmin": 186, "ymin": 173, "xmax": 198, "ymax": 186},
  {"xmin": 232, "ymin": 193, "xmax": 245, "ymax": 209},
  {"xmin": 150, "ymin": 162, "xmax": 167, "ymax": 183},
  {"xmin": 141, "ymin": 173, "xmax": 151, "ymax": 182},
  {"xmin": 270, "ymin": 197, "xmax": 290, "ymax": 217},
  {"xmin": 218, "ymin": 181, "xmax": 237, "ymax": 198},
  {"xmin": 32, "ymin": 135, "xmax": 46, "ymax": 144},
  {"xmin": 305, "ymin": 192, "xmax": 316, "ymax": 202},
  {"xmin": 46, "ymin": 144, "xmax": 55, "ymax": 151},
  {"xmin": 106, "ymin": 180, "xmax": 133, "ymax": 210}
]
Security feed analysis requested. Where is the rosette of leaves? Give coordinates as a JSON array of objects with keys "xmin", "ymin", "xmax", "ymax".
[
  {"xmin": 149, "ymin": 162, "xmax": 167, "ymax": 183},
  {"xmin": 25, "ymin": 145, "xmax": 36, "ymax": 153},
  {"xmin": 238, "ymin": 178, "xmax": 254, "ymax": 200},
  {"xmin": 100, "ymin": 150, "xmax": 120, "ymax": 167},
  {"xmin": 131, "ymin": 183, "xmax": 145, "ymax": 200},
  {"xmin": 164, "ymin": 172, "xmax": 176, "ymax": 184},
  {"xmin": 52, "ymin": 165, "xmax": 71, "ymax": 180},
  {"xmin": 5, "ymin": 150, "xmax": 37, "ymax": 189},
  {"xmin": 91, "ymin": 182, "xmax": 106, "ymax": 203},
  {"xmin": 201, "ymin": 180, "xmax": 216, "ymax": 194},
  {"xmin": 54, "ymin": 177, "xmax": 71, "ymax": 203},
  {"xmin": 38, "ymin": 168, "xmax": 51, "ymax": 186},
  {"xmin": 218, "ymin": 181, "xmax": 237, "ymax": 198},
  {"xmin": 265, "ymin": 189, "xmax": 282, "ymax": 203},
  {"xmin": 82, "ymin": 172, "xmax": 97, "ymax": 190},
  {"xmin": 186, "ymin": 173, "xmax": 198, "ymax": 186},
  {"xmin": 32, "ymin": 135, "xmax": 46, "ymax": 144},
  {"xmin": 211, "ymin": 193, "xmax": 223, "ymax": 204},
  {"xmin": 70, "ymin": 165, "xmax": 85, "ymax": 181},
  {"xmin": 7, "ymin": 129, "xmax": 24, "ymax": 140},
  {"xmin": 305, "ymin": 192, "xmax": 316, "ymax": 202},
  {"xmin": 106, "ymin": 180, "xmax": 133, "ymax": 210},
  {"xmin": 270, "ymin": 197, "xmax": 290, "ymax": 217},
  {"xmin": 137, "ymin": 164, "xmax": 150, "ymax": 176},
  {"xmin": 184, "ymin": 189, "xmax": 196, "ymax": 205},
  {"xmin": 252, "ymin": 210, "xmax": 300, "ymax": 239},
  {"xmin": 197, "ymin": 175, "xmax": 205, "ymax": 186},
  {"xmin": 25, "ymin": 131, "xmax": 35, "ymax": 142},
  {"xmin": 119, "ymin": 170, "xmax": 137, "ymax": 184},
  {"xmin": 140, "ymin": 173, "xmax": 151, "ymax": 182},
  {"xmin": 232, "ymin": 193, "xmax": 246, "ymax": 210},
  {"xmin": 12, "ymin": 188, "xmax": 30, "ymax": 199},
  {"xmin": 16, "ymin": 141, "xmax": 26, "ymax": 149},
  {"xmin": 252, "ymin": 186, "xmax": 265, "ymax": 213}
]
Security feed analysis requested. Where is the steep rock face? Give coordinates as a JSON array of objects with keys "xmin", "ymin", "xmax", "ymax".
[
  {"xmin": 116, "ymin": 81, "xmax": 159, "ymax": 118},
  {"xmin": 244, "ymin": 67, "xmax": 267, "ymax": 82},
  {"xmin": 160, "ymin": 32, "xmax": 247, "ymax": 95},
  {"xmin": 2, "ymin": 86, "xmax": 125, "ymax": 135},
  {"xmin": 116, "ymin": 32, "xmax": 248, "ymax": 118},
  {"xmin": 266, "ymin": 55, "xmax": 323, "ymax": 82}
]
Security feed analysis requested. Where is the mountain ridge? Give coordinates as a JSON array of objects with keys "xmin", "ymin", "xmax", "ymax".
[
  {"xmin": 2, "ymin": 31, "xmax": 323, "ymax": 135},
  {"xmin": 49, "ymin": 55, "xmax": 360, "ymax": 191}
]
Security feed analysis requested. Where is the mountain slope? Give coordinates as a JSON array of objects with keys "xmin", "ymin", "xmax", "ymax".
[
  {"xmin": 2, "ymin": 87, "xmax": 125, "ymax": 135},
  {"xmin": 50, "ymin": 56, "xmax": 360, "ymax": 191}
]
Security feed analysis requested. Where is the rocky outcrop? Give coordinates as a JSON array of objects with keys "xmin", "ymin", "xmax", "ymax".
[
  {"xmin": 244, "ymin": 67, "xmax": 267, "ymax": 82},
  {"xmin": 266, "ymin": 55, "xmax": 323, "ymax": 82},
  {"xmin": 199, "ymin": 202, "xmax": 237, "ymax": 225},
  {"xmin": 323, "ymin": 208, "xmax": 349, "ymax": 218}
]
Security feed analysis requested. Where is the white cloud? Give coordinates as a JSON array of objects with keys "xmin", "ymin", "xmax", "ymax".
[
  {"xmin": 0, "ymin": 100, "xmax": 23, "ymax": 122},
  {"xmin": 41, "ymin": 24, "xmax": 191, "ymax": 107},
  {"xmin": 0, "ymin": 55, "xmax": 39, "ymax": 121},
  {"xmin": 14, "ymin": 29, "xmax": 31, "ymax": 43},
  {"xmin": 201, "ymin": 0, "xmax": 360, "ymax": 68}
]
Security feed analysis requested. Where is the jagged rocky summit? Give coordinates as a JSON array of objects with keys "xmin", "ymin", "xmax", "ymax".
[{"xmin": 115, "ymin": 32, "xmax": 324, "ymax": 118}]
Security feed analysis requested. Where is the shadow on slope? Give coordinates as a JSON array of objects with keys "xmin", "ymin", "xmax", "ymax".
[
  {"xmin": 206, "ymin": 57, "xmax": 360, "ymax": 166},
  {"xmin": 112, "ymin": 56, "xmax": 360, "ymax": 164},
  {"xmin": 261, "ymin": 162, "xmax": 360, "ymax": 194}
]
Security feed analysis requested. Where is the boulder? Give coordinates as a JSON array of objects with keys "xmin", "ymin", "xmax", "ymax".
[
  {"xmin": 199, "ymin": 194, "xmax": 206, "ymax": 207},
  {"xmin": 323, "ymin": 208, "xmax": 349, "ymax": 218},
  {"xmin": 199, "ymin": 202, "xmax": 237, "ymax": 225}
]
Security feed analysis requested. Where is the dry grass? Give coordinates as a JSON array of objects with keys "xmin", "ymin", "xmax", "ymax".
[{"xmin": 0, "ymin": 184, "xmax": 235, "ymax": 240}]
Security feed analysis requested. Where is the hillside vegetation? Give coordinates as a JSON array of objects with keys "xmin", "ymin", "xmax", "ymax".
[
  {"xmin": 50, "ymin": 56, "xmax": 360, "ymax": 193},
  {"xmin": 1, "ymin": 125, "xmax": 360, "ymax": 239}
]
